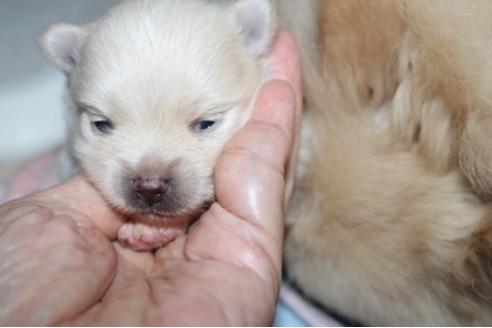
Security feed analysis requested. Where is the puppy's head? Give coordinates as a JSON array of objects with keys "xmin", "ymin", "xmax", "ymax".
[{"xmin": 39, "ymin": 0, "xmax": 276, "ymax": 218}]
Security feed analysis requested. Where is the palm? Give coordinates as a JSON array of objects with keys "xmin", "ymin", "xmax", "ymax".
[
  {"xmin": 65, "ymin": 204, "xmax": 279, "ymax": 326},
  {"xmin": 0, "ymin": 204, "xmax": 277, "ymax": 326}
]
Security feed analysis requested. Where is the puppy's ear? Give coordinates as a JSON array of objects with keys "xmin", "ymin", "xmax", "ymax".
[
  {"xmin": 231, "ymin": 0, "xmax": 276, "ymax": 57},
  {"xmin": 38, "ymin": 24, "xmax": 86, "ymax": 74}
]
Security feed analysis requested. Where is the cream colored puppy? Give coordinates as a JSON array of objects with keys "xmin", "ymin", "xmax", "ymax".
[{"xmin": 39, "ymin": 0, "xmax": 277, "ymax": 250}]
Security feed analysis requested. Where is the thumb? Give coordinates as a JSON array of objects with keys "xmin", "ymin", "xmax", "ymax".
[{"xmin": 20, "ymin": 173, "xmax": 123, "ymax": 239}]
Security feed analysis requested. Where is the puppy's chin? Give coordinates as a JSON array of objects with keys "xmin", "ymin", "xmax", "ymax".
[{"xmin": 114, "ymin": 192, "xmax": 215, "ymax": 252}]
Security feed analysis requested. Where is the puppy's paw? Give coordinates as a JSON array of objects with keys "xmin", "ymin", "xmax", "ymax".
[{"xmin": 117, "ymin": 222, "xmax": 186, "ymax": 251}]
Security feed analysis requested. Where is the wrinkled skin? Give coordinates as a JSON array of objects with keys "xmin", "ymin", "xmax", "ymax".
[{"xmin": 0, "ymin": 31, "xmax": 301, "ymax": 326}]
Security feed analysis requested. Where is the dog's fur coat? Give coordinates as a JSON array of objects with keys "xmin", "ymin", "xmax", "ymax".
[
  {"xmin": 284, "ymin": 0, "xmax": 492, "ymax": 325},
  {"xmin": 39, "ymin": 0, "xmax": 492, "ymax": 325}
]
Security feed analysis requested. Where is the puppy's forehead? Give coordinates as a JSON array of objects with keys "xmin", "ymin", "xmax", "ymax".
[{"xmin": 72, "ymin": 0, "xmax": 261, "ymax": 116}]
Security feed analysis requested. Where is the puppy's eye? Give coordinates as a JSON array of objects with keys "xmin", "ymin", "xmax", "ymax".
[
  {"xmin": 193, "ymin": 120, "xmax": 216, "ymax": 132},
  {"xmin": 93, "ymin": 120, "xmax": 114, "ymax": 134}
]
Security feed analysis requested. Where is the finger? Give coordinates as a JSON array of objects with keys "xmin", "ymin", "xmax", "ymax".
[
  {"xmin": 215, "ymin": 30, "xmax": 300, "ymax": 238},
  {"xmin": 213, "ymin": 79, "xmax": 297, "ymax": 270},
  {"xmin": 6, "ymin": 173, "xmax": 124, "ymax": 239},
  {"xmin": 268, "ymin": 29, "xmax": 303, "ymax": 204},
  {"xmin": 268, "ymin": 29, "xmax": 302, "ymax": 98}
]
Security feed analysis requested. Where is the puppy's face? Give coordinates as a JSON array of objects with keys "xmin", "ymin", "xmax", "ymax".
[{"xmin": 40, "ymin": 0, "xmax": 275, "ymax": 218}]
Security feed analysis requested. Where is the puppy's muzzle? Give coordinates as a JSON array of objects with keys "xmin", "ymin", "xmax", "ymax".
[
  {"xmin": 125, "ymin": 169, "xmax": 185, "ymax": 215},
  {"xmin": 132, "ymin": 175, "xmax": 172, "ymax": 206}
]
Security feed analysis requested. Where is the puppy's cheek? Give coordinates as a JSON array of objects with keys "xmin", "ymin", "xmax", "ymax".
[
  {"xmin": 175, "ymin": 166, "xmax": 215, "ymax": 211},
  {"xmin": 101, "ymin": 165, "xmax": 133, "ymax": 210},
  {"xmin": 75, "ymin": 142, "xmax": 129, "ymax": 209},
  {"xmin": 201, "ymin": 173, "xmax": 216, "ymax": 205}
]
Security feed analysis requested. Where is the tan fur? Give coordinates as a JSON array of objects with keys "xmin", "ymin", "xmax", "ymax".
[
  {"xmin": 284, "ymin": 0, "xmax": 492, "ymax": 325},
  {"xmin": 400, "ymin": 0, "xmax": 492, "ymax": 201}
]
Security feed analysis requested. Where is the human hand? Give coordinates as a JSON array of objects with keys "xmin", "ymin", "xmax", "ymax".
[{"xmin": 0, "ymin": 30, "xmax": 302, "ymax": 326}]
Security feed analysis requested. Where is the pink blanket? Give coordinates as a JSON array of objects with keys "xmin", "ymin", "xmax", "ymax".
[
  {"xmin": 2, "ymin": 149, "xmax": 62, "ymax": 203},
  {"xmin": 0, "ymin": 148, "xmax": 341, "ymax": 327}
]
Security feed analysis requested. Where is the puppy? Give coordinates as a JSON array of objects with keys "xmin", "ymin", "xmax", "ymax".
[
  {"xmin": 40, "ymin": 0, "xmax": 492, "ymax": 325},
  {"xmin": 39, "ymin": 0, "xmax": 284, "ymax": 250}
]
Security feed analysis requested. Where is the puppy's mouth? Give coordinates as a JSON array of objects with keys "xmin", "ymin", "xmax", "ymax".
[{"xmin": 127, "ymin": 198, "xmax": 215, "ymax": 222}]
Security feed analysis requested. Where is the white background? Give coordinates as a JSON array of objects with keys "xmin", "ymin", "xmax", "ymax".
[{"xmin": 0, "ymin": 0, "xmax": 119, "ymax": 181}]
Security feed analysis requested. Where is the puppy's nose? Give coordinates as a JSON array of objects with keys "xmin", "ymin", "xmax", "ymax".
[{"xmin": 132, "ymin": 176, "xmax": 171, "ymax": 206}]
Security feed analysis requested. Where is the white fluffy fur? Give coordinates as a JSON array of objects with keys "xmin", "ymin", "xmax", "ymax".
[
  {"xmin": 39, "ymin": 0, "xmax": 281, "ymax": 250},
  {"xmin": 40, "ymin": 0, "xmax": 274, "ymax": 217}
]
